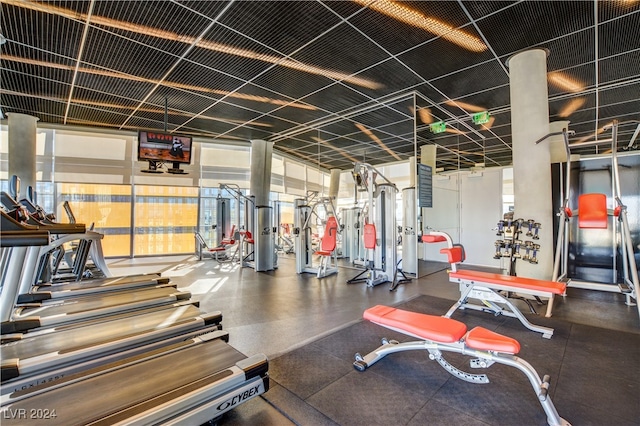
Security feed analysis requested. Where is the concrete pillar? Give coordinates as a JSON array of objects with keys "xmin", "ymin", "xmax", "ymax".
[
  {"xmin": 420, "ymin": 145, "xmax": 436, "ymax": 174},
  {"xmin": 328, "ymin": 168, "xmax": 341, "ymax": 200},
  {"xmin": 250, "ymin": 139, "xmax": 275, "ymax": 271},
  {"xmin": 508, "ymin": 48, "xmax": 553, "ymax": 280},
  {"xmin": 250, "ymin": 139, "xmax": 273, "ymax": 206},
  {"xmin": 409, "ymin": 156, "xmax": 416, "ymax": 187},
  {"xmin": 549, "ymin": 121, "xmax": 570, "ymax": 164},
  {"xmin": 8, "ymin": 113, "xmax": 39, "ymax": 198}
]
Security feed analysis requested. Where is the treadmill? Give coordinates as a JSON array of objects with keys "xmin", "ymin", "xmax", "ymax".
[
  {"xmin": 1, "ymin": 210, "xmax": 171, "ymax": 305},
  {"xmin": 0, "ymin": 331, "xmax": 269, "ymax": 425},
  {"xmin": 1, "ymin": 302, "xmax": 222, "ymax": 394},
  {"xmin": 2, "ymin": 285, "xmax": 191, "ymax": 333}
]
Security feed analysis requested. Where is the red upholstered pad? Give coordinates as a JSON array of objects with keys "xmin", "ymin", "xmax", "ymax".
[
  {"xmin": 315, "ymin": 250, "xmax": 332, "ymax": 256},
  {"xmin": 422, "ymin": 235, "xmax": 447, "ymax": 243},
  {"xmin": 466, "ymin": 327, "xmax": 520, "ymax": 354},
  {"xmin": 440, "ymin": 246, "xmax": 464, "ymax": 264},
  {"xmin": 363, "ymin": 305, "xmax": 467, "ymax": 343},
  {"xmin": 209, "ymin": 247, "xmax": 226, "ymax": 252},
  {"xmin": 363, "ymin": 223, "xmax": 376, "ymax": 249},
  {"xmin": 578, "ymin": 193, "xmax": 608, "ymax": 229},
  {"xmin": 450, "ymin": 269, "xmax": 566, "ymax": 295}
]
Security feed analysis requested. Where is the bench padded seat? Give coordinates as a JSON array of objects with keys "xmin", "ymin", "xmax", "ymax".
[
  {"xmin": 364, "ymin": 305, "xmax": 467, "ymax": 343},
  {"xmin": 450, "ymin": 270, "xmax": 566, "ymax": 295}
]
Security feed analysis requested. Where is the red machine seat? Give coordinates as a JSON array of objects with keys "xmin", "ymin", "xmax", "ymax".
[
  {"xmin": 466, "ymin": 327, "xmax": 520, "ymax": 354},
  {"xmin": 363, "ymin": 305, "xmax": 467, "ymax": 343},
  {"xmin": 240, "ymin": 230, "xmax": 254, "ymax": 244},
  {"xmin": 220, "ymin": 225, "xmax": 236, "ymax": 245},
  {"xmin": 578, "ymin": 193, "xmax": 608, "ymax": 229},
  {"xmin": 316, "ymin": 216, "xmax": 338, "ymax": 256},
  {"xmin": 449, "ymin": 269, "xmax": 566, "ymax": 295}
]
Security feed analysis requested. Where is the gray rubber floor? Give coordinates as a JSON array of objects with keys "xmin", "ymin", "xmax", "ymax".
[{"xmin": 109, "ymin": 254, "xmax": 640, "ymax": 425}]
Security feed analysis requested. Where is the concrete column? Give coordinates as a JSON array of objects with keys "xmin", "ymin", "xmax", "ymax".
[
  {"xmin": 508, "ymin": 48, "xmax": 553, "ymax": 280},
  {"xmin": 8, "ymin": 113, "xmax": 39, "ymax": 198},
  {"xmin": 250, "ymin": 139, "xmax": 273, "ymax": 206},
  {"xmin": 328, "ymin": 168, "xmax": 341, "ymax": 200},
  {"xmin": 409, "ymin": 156, "xmax": 416, "ymax": 187},
  {"xmin": 420, "ymin": 145, "xmax": 436, "ymax": 174},
  {"xmin": 250, "ymin": 139, "xmax": 275, "ymax": 271},
  {"xmin": 549, "ymin": 121, "xmax": 570, "ymax": 164}
]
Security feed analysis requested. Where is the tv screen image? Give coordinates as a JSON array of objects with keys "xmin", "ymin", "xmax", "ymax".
[{"xmin": 138, "ymin": 131, "xmax": 192, "ymax": 165}]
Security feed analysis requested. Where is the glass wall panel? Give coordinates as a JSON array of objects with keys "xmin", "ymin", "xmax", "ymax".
[
  {"xmin": 134, "ymin": 185, "xmax": 198, "ymax": 256},
  {"xmin": 57, "ymin": 183, "xmax": 132, "ymax": 257}
]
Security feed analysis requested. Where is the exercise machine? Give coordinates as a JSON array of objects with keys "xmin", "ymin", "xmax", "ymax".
[
  {"xmin": 273, "ymin": 201, "xmax": 294, "ymax": 254},
  {"xmin": 294, "ymin": 196, "xmax": 340, "ymax": 278},
  {"xmin": 400, "ymin": 187, "xmax": 417, "ymax": 276},
  {"xmin": 423, "ymin": 230, "xmax": 566, "ymax": 338},
  {"xmin": 354, "ymin": 305, "xmax": 570, "ymax": 426},
  {"xmin": 536, "ymin": 121, "xmax": 640, "ymax": 319},
  {"xmin": 340, "ymin": 206, "xmax": 364, "ymax": 264},
  {"xmin": 1, "ymin": 330, "xmax": 268, "ymax": 425},
  {"xmin": 347, "ymin": 163, "xmax": 400, "ymax": 289}
]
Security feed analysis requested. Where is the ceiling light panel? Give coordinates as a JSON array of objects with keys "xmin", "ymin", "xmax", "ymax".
[
  {"xmin": 347, "ymin": 0, "xmax": 474, "ymax": 55},
  {"xmin": 598, "ymin": 1, "xmax": 640, "ymax": 25},
  {"xmin": 401, "ymin": 32, "xmax": 494, "ymax": 83},
  {"xmin": 0, "ymin": 59, "xmax": 73, "ymax": 97},
  {"xmin": 1, "ymin": 2, "xmax": 89, "ymax": 58},
  {"xmin": 546, "ymin": 64, "xmax": 595, "ymax": 97},
  {"xmin": 70, "ymin": 86, "xmax": 147, "ymax": 112},
  {"xmin": 599, "ymin": 83, "xmax": 640, "ymax": 107},
  {"xmin": 252, "ymin": 65, "xmax": 352, "ymax": 104},
  {"xmin": 597, "ymin": 50, "xmax": 640, "ymax": 85},
  {"xmin": 160, "ymin": 58, "xmax": 253, "ymax": 100},
  {"xmin": 90, "ymin": 0, "xmax": 220, "ymax": 55},
  {"xmin": 217, "ymin": 1, "xmax": 341, "ymax": 55},
  {"xmin": 0, "ymin": 92, "xmax": 64, "ymax": 122},
  {"xmin": 289, "ymin": 24, "xmax": 389, "ymax": 84},
  {"xmin": 80, "ymin": 27, "xmax": 184, "ymax": 81},
  {"xmin": 477, "ymin": 1, "xmax": 594, "ymax": 57},
  {"xmin": 0, "ymin": 70, "xmax": 69, "ymax": 99},
  {"xmin": 598, "ymin": 12, "xmax": 640, "ymax": 58},
  {"xmin": 353, "ymin": 0, "xmax": 487, "ymax": 53},
  {"xmin": 461, "ymin": 1, "xmax": 519, "ymax": 20},
  {"xmin": 186, "ymin": 25, "xmax": 283, "ymax": 83},
  {"xmin": 430, "ymin": 60, "xmax": 509, "ymax": 100},
  {"xmin": 74, "ymin": 67, "xmax": 157, "ymax": 102},
  {"xmin": 542, "ymin": 29, "xmax": 594, "ymax": 72}
]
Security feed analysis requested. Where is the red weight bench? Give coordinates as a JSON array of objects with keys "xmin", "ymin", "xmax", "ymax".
[
  {"xmin": 355, "ymin": 305, "xmax": 569, "ymax": 426},
  {"xmin": 423, "ymin": 231, "xmax": 566, "ymax": 339}
]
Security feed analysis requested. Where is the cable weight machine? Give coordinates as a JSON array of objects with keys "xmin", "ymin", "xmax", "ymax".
[
  {"xmin": 347, "ymin": 163, "xmax": 405, "ymax": 289},
  {"xmin": 536, "ymin": 120, "xmax": 640, "ymax": 320}
]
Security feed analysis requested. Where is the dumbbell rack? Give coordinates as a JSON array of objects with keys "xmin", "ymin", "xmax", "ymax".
[
  {"xmin": 494, "ymin": 217, "xmax": 543, "ymax": 313},
  {"xmin": 494, "ymin": 217, "xmax": 541, "ymax": 276}
]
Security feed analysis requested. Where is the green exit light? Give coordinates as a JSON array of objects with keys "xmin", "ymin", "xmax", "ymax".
[
  {"xmin": 472, "ymin": 111, "xmax": 490, "ymax": 125},
  {"xmin": 430, "ymin": 121, "xmax": 446, "ymax": 134}
]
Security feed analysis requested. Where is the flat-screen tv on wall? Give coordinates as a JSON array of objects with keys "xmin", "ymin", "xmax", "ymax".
[{"xmin": 138, "ymin": 131, "xmax": 192, "ymax": 165}]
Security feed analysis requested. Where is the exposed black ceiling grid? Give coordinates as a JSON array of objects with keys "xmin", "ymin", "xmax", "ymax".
[{"xmin": 1, "ymin": 0, "xmax": 639, "ymax": 172}]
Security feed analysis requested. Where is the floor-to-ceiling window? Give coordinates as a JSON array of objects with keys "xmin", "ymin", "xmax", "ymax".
[
  {"xmin": 133, "ymin": 185, "xmax": 198, "ymax": 256},
  {"xmin": 1, "ymin": 124, "xmax": 333, "ymax": 257}
]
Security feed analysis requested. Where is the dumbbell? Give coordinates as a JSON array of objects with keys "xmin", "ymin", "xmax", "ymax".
[
  {"xmin": 530, "ymin": 244, "xmax": 540, "ymax": 264},
  {"xmin": 526, "ymin": 219, "xmax": 535, "ymax": 237},
  {"xmin": 533, "ymin": 223, "xmax": 541, "ymax": 240}
]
